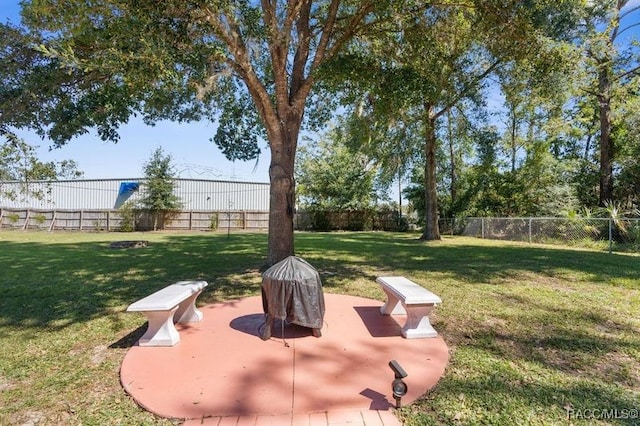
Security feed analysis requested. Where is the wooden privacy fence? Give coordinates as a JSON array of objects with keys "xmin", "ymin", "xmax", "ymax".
[
  {"xmin": 0, "ymin": 207, "xmax": 406, "ymax": 232},
  {"xmin": 0, "ymin": 208, "xmax": 269, "ymax": 232}
]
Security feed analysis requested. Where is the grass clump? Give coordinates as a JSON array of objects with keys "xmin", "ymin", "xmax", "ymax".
[{"xmin": 0, "ymin": 231, "xmax": 638, "ymax": 425}]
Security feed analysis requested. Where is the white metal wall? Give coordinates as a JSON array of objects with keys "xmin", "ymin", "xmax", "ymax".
[{"xmin": 0, "ymin": 178, "xmax": 270, "ymax": 211}]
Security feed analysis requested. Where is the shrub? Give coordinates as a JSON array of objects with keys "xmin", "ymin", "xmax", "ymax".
[
  {"xmin": 118, "ymin": 201, "xmax": 138, "ymax": 232},
  {"xmin": 210, "ymin": 213, "xmax": 219, "ymax": 230}
]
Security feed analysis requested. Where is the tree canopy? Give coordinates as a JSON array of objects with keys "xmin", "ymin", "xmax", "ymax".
[
  {"xmin": 320, "ymin": 0, "xmax": 586, "ymax": 238},
  {"xmin": 296, "ymin": 127, "xmax": 380, "ymax": 210}
]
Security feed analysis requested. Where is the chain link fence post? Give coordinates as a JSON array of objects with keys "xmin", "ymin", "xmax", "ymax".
[{"xmin": 609, "ymin": 219, "xmax": 613, "ymax": 254}]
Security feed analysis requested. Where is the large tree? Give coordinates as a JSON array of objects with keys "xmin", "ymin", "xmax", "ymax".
[
  {"xmin": 578, "ymin": 0, "xmax": 640, "ymax": 206},
  {"xmin": 1, "ymin": 0, "xmax": 397, "ymax": 265},
  {"xmin": 326, "ymin": 1, "xmax": 581, "ymax": 239}
]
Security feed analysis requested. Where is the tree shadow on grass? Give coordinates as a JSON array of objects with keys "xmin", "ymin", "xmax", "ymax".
[
  {"xmin": 109, "ymin": 324, "xmax": 147, "ymax": 349},
  {"xmin": 0, "ymin": 233, "xmax": 267, "ymax": 330},
  {"xmin": 1, "ymin": 231, "xmax": 638, "ymax": 332},
  {"xmin": 297, "ymin": 233, "xmax": 640, "ymax": 289},
  {"xmin": 416, "ymin": 370, "xmax": 640, "ymax": 425},
  {"xmin": 434, "ymin": 286, "xmax": 640, "ymax": 399}
]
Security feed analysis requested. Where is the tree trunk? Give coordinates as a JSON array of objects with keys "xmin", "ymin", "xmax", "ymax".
[
  {"xmin": 446, "ymin": 110, "xmax": 457, "ymax": 209},
  {"xmin": 595, "ymin": 1, "xmax": 625, "ymax": 206},
  {"xmin": 240, "ymin": 57, "xmax": 307, "ymax": 267},
  {"xmin": 264, "ymin": 110, "xmax": 303, "ymax": 267},
  {"xmin": 598, "ymin": 64, "xmax": 614, "ymax": 206},
  {"xmin": 510, "ymin": 110, "xmax": 517, "ymax": 173},
  {"xmin": 421, "ymin": 108, "xmax": 441, "ymax": 241}
]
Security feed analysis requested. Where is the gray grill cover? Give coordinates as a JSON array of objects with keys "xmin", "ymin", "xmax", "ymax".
[{"xmin": 261, "ymin": 256, "xmax": 325, "ymax": 329}]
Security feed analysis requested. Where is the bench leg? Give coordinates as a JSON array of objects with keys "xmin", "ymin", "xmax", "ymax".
[
  {"xmin": 402, "ymin": 304, "xmax": 437, "ymax": 338},
  {"xmin": 380, "ymin": 289, "xmax": 406, "ymax": 315},
  {"xmin": 174, "ymin": 290, "xmax": 204, "ymax": 323},
  {"xmin": 138, "ymin": 307, "xmax": 180, "ymax": 346}
]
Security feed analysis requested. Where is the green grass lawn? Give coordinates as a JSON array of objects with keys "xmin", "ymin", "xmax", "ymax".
[{"xmin": 0, "ymin": 231, "xmax": 638, "ymax": 425}]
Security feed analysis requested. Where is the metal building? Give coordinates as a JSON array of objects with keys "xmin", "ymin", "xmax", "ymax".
[{"xmin": 0, "ymin": 178, "xmax": 270, "ymax": 211}]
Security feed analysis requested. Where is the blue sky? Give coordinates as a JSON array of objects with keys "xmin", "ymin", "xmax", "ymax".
[{"xmin": 1, "ymin": 0, "xmax": 271, "ymax": 182}]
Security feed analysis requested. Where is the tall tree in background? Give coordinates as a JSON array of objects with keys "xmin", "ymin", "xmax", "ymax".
[
  {"xmin": 615, "ymin": 88, "xmax": 640, "ymax": 205},
  {"xmin": 328, "ymin": 1, "xmax": 581, "ymax": 239},
  {"xmin": 441, "ymin": 104, "xmax": 477, "ymax": 217},
  {"xmin": 0, "ymin": 126, "xmax": 84, "ymax": 202},
  {"xmin": 492, "ymin": 50, "xmax": 583, "ymax": 216},
  {"xmin": 327, "ymin": 99, "xmax": 423, "ymax": 215},
  {"xmin": 1, "ymin": 0, "xmax": 398, "ymax": 265},
  {"xmin": 327, "ymin": 4, "xmax": 495, "ymax": 239},
  {"xmin": 296, "ymin": 127, "xmax": 379, "ymax": 210},
  {"xmin": 579, "ymin": 0, "xmax": 640, "ymax": 206},
  {"xmin": 139, "ymin": 147, "xmax": 182, "ymax": 231}
]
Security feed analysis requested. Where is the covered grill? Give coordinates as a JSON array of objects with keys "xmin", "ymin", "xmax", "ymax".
[{"xmin": 260, "ymin": 256, "xmax": 325, "ymax": 340}]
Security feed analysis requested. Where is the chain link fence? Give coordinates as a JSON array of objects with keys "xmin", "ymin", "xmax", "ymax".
[{"xmin": 440, "ymin": 217, "xmax": 640, "ymax": 254}]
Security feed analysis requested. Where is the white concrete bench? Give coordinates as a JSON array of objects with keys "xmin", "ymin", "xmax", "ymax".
[
  {"xmin": 376, "ymin": 276, "xmax": 441, "ymax": 338},
  {"xmin": 127, "ymin": 280, "xmax": 208, "ymax": 346}
]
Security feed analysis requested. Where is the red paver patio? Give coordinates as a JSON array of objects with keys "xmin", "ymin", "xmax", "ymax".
[{"xmin": 120, "ymin": 293, "xmax": 449, "ymax": 425}]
